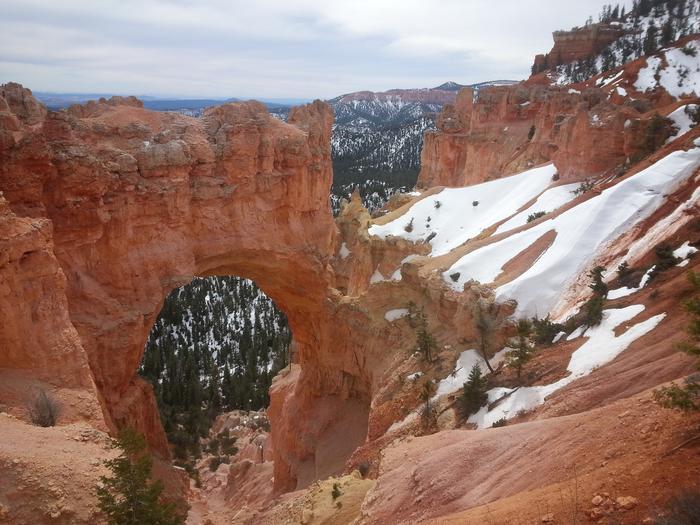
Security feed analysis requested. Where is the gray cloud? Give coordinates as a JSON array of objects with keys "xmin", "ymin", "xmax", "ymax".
[{"xmin": 0, "ymin": 0, "xmax": 631, "ymax": 98}]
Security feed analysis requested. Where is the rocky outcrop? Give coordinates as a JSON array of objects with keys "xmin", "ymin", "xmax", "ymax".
[
  {"xmin": 0, "ymin": 83, "xmax": 341, "ymax": 487},
  {"xmin": 418, "ymin": 83, "xmax": 655, "ymax": 187},
  {"xmin": 532, "ymin": 23, "xmax": 624, "ymax": 74}
]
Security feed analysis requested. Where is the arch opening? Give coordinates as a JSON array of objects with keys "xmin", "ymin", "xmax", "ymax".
[{"xmin": 139, "ymin": 275, "xmax": 292, "ymax": 464}]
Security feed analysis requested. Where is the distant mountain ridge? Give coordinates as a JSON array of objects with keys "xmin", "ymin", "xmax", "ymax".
[{"xmin": 328, "ymin": 79, "xmax": 519, "ymax": 209}]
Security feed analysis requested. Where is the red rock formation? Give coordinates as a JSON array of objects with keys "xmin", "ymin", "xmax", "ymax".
[
  {"xmin": 0, "ymin": 83, "xmax": 342, "ymax": 483},
  {"xmin": 418, "ymin": 83, "xmax": 649, "ymax": 187},
  {"xmin": 532, "ymin": 23, "xmax": 624, "ymax": 74}
]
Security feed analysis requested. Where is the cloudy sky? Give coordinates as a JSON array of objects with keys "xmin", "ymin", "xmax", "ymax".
[{"xmin": 0, "ymin": 0, "xmax": 630, "ymax": 99}]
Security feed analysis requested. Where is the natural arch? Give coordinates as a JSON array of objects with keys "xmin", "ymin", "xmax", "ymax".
[{"xmin": 0, "ymin": 83, "xmax": 371, "ymax": 492}]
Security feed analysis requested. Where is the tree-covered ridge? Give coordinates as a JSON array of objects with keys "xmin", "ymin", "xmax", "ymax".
[
  {"xmin": 549, "ymin": 0, "xmax": 700, "ymax": 83},
  {"xmin": 139, "ymin": 276, "xmax": 290, "ymax": 460}
]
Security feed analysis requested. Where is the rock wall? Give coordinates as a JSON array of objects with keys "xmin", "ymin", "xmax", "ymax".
[
  {"xmin": 532, "ymin": 23, "xmax": 624, "ymax": 73},
  {"xmin": 418, "ymin": 83, "xmax": 649, "ymax": 188}
]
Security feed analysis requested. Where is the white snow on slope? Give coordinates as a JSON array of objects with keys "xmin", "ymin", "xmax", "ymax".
[
  {"xmin": 469, "ymin": 306, "xmax": 665, "ymax": 428},
  {"xmin": 495, "ymin": 183, "xmax": 579, "ymax": 235},
  {"xmin": 666, "ymin": 104, "xmax": 699, "ymax": 144},
  {"xmin": 434, "ymin": 348, "xmax": 508, "ymax": 397},
  {"xmin": 445, "ymin": 146, "xmax": 700, "ymax": 318},
  {"xmin": 339, "ymin": 242, "xmax": 351, "ymax": 259},
  {"xmin": 674, "ymin": 240, "xmax": 699, "ymax": 259},
  {"xmin": 635, "ymin": 42, "xmax": 700, "ymax": 98},
  {"xmin": 674, "ymin": 241, "xmax": 698, "ymax": 268},
  {"xmin": 370, "ymin": 268, "xmax": 387, "ymax": 284},
  {"xmin": 384, "ymin": 308, "xmax": 409, "ymax": 322},
  {"xmin": 368, "ymin": 164, "xmax": 557, "ymax": 256},
  {"xmin": 622, "ymin": 185, "xmax": 700, "ymax": 266},
  {"xmin": 607, "ymin": 265, "xmax": 655, "ymax": 300}
]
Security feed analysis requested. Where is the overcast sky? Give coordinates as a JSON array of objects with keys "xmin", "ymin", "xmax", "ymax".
[{"xmin": 0, "ymin": 0, "xmax": 631, "ymax": 99}]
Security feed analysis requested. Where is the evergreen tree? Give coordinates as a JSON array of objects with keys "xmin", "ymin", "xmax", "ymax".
[
  {"xmin": 661, "ymin": 19, "xmax": 675, "ymax": 46},
  {"xmin": 582, "ymin": 266, "xmax": 607, "ymax": 326},
  {"xmin": 96, "ymin": 428, "xmax": 184, "ymax": 525},
  {"xmin": 506, "ymin": 319, "xmax": 535, "ymax": 382},
  {"xmin": 414, "ymin": 307, "xmax": 438, "ymax": 362},
  {"xmin": 459, "ymin": 365, "xmax": 489, "ymax": 419},
  {"xmin": 588, "ymin": 266, "xmax": 608, "ymax": 296},
  {"xmin": 643, "ymin": 21, "xmax": 659, "ymax": 56}
]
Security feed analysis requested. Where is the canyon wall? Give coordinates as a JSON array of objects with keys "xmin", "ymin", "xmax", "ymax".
[
  {"xmin": 417, "ymin": 81, "xmax": 663, "ymax": 188},
  {"xmin": 532, "ymin": 22, "xmax": 624, "ymax": 73}
]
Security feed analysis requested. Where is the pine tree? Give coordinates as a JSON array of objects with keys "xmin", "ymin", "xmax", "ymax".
[
  {"xmin": 588, "ymin": 266, "xmax": 608, "ymax": 296},
  {"xmin": 506, "ymin": 319, "xmax": 535, "ymax": 382},
  {"xmin": 96, "ymin": 428, "xmax": 184, "ymax": 525},
  {"xmin": 582, "ymin": 266, "xmax": 607, "ymax": 326},
  {"xmin": 643, "ymin": 21, "xmax": 659, "ymax": 56},
  {"xmin": 661, "ymin": 19, "xmax": 675, "ymax": 46},
  {"xmin": 414, "ymin": 307, "xmax": 438, "ymax": 362},
  {"xmin": 459, "ymin": 364, "xmax": 489, "ymax": 419}
]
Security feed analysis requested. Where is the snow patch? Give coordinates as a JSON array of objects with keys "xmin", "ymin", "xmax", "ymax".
[
  {"xmin": 607, "ymin": 266, "xmax": 655, "ymax": 300},
  {"xmin": 370, "ymin": 268, "xmax": 387, "ymax": 284},
  {"xmin": 384, "ymin": 308, "xmax": 409, "ymax": 322},
  {"xmin": 445, "ymin": 146, "xmax": 700, "ymax": 318},
  {"xmin": 434, "ymin": 348, "xmax": 508, "ymax": 397},
  {"xmin": 339, "ymin": 242, "xmax": 351, "ymax": 259},
  {"xmin": 469, "ymin": 306, "xmax": 665, "ymax": 428},
  {"xmin": 495, "ymin": 183, "xmax": 579, "ymax": 235},
  {"xmin": 666, "ymin": 104, "xmax": 699, "ymax": 144},
  {"xmin": 369, "ymin": 164, "xmax": 558, "ymax": 256}
]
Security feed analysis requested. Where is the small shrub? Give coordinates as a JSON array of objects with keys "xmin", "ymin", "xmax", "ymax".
[
  {"xmin": 617, "ymin": 261, "xmax": 631, "ymax": 279},
  {"xmin": 572, "ymin": 180, "xmax": 595, "ymax": 196},
  {"xmin": 527, "ymin": 211, "xmax": 546, "ymax": 223},
  {"xmin": 221, "ymin": 443, "xmax": 238, "ymax": 456},
  {"xmin": 491, "ymin": 418, "xmax": 507, "ymax": 428},
  {"xmin": 425, "ymin": 231, "xmax": 437, "ymax": 242},
  {"xmin": 404, "ymin": 218, "xmax": 414, "ymax": 233},
  {"xmin": 28, "ymin": 389, "xmax": 61, "ymax": 427},
  {"xmin": 209, "ymin": 456, "xmax": 222, "ymax": 472},
  {"xmin": 357, "ymin": 461, "xmax": 370, "ymax": 478},
  {"xmin": 654, "ymin": 378, "xmax": 700, "ymax": 412},
  {"xmin": 434, "ymin": 200, "xmax": 442, "ymax": 209},
  {"xmin": 639, "ymin": 114, "xmax": 673, "ymax": 160},
  {"xmin": 472, "ymin": 200, "xmax": 479, "ymax": 207},
  {"xmin": 331, "ymin": 482, "xmax": 342, "ymax": 500},
  {"xmin": 681, "ymin": 44, "xmax": 698, "ymax": 57},
  {"xmin": 449, "ymin": 272, "xmax": 460, "ymax": 282},
  {"xmin": 208, "ymin": 438, "xmax": 220, "ymax": 455},
  {"xmin": 649, "ymin": 243, "xmax": 681, "ymax": 279},
  {"xmin": 532, "ymin": 315, "xmax": 564, "ymax": 346},
  {"xmin": 685, "ymin": 104, "xmax": 700, "ymax": 126},
  {"xmin": 528, "ymin": 125, "xmax": 536, "ymax": 140}
]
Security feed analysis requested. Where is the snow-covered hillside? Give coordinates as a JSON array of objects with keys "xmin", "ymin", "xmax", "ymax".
[
  {"xmin": 552, "ymin": 0, "xmax": 700, "ymax": 84},
  {"xmin": 369, "ymin": 141, "xmax": 700, "ymax": 320}
]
